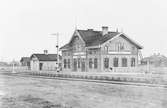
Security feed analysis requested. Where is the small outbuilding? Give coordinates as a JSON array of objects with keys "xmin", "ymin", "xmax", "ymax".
[
  {"xmin": 30, "ymin": 50, "xmax": 61, "ymax": 71},
  {"xmin": 20, "ymin": 57, "xmax": 30, "ymax": 69}
]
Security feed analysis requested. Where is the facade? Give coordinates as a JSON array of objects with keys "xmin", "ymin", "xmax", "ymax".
[
  {"xmin": 60, "ymin": 26, "xmax": 143, "ymax": 72},
  {"xmin": 30, "ymin": 51, "xmax": 61, "ymax": 71},
  {"xmin": 20, "ymin": 57, "xmax": 30, "ymax": 69}
]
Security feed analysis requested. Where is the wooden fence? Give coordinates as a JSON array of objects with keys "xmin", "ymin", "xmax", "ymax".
[{"xmin": 0, "ymin": 66, "xmax": 29, "ymax": 72}]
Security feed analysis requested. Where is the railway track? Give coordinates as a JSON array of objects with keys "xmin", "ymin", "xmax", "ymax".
[{"xmin": 1, "ymin": 72, "xmax": 167, "ymax": 88}]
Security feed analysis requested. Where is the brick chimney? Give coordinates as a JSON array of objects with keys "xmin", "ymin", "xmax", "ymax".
[
  {"xmin": 44, "ymin": 50, "xmax": 48, "ymax": 55},
  {"xmin": 102, "ymin": 26, "xmax": 108, "ymax": 36}
]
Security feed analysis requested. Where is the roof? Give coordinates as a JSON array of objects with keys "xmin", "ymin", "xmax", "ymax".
[
  {"xmin": 60, "ymin": 43, "xmax": 71, "ymax": 50},
  {"xmin": 30, "ymin": 54, "xmax": 61, "ymax": 61},
  {"xmin": 60, "ymin": 29, "xmax": 143, "ymax": 49},
  {"xmin": 20, "ymin": 57, "xmax": 30, "ymax": 62},
  {"xmin": 142, "ymin": 54, "xmax": 167, "ymax": 62}
]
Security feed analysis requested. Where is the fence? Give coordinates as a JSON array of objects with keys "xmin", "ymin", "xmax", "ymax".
[
  {"xmin": 110, "ymin": 66, "xmax": 167, "ymax": 74},
  {"xmin": 0, "ymin": 66, "xmax": 29, "ymax": 72}
]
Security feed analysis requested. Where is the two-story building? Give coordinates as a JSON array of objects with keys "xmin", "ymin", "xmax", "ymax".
[{"xmin": 60, "ymin": 26, "xmax": 143, "ymax": 72}]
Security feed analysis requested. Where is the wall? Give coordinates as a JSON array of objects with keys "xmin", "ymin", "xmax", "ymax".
[
  {"xmin": 62, "ymin": 34, "xmax": 86, "ymax": 72},
  {"xmin": 86, "ymin": 48, "xmax": 101, "ymax": 72},
  {"xmin": 39, "ymin": 61, "xmax": 57, "ymax": 71},
  {"xmin": 100, "ymin": 35, "xmax": 139, "ymax": 72},
  {"xmin": 101, "ymin": 54, "xmax": 138, "ymax": 72},
  {"xmin": 71, "ymin": 35, "xmax": 85, "ymax": 53},
  {"xmin": 30, "ymin": 59, "xmax": 39, "ymax": 71}
]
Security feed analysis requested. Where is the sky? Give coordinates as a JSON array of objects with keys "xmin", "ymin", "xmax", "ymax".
[{"xmin": 0, "ymin": 0, "xmax": 167, "ymax": 62}]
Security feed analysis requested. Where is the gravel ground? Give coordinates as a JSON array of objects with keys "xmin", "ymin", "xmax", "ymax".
[{"xmin": 0, "ymin": 74, "xmax": 167, "ymax": 108}]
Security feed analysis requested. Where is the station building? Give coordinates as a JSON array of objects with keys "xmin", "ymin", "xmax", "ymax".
[{"xmin": 60, "ymin": 26, "xmax": 143, "ymax": 72}]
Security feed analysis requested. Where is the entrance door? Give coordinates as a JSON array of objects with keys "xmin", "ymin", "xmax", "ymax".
[
  {"xmin": 81, "ymin": 59, "xmax": 85, "ymax": 72},
  {"xmin": 39, "ymin": 63, "xmax": 43, "ymax": 70},
  {"xmin": 73, "ymin": 59, "xmax": 77, "ymax": 71}
]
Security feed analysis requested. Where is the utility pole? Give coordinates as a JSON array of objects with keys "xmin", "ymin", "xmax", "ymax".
[{"xmin": 50, "ymin": 33, "xmax": 59, "ymax": 72}]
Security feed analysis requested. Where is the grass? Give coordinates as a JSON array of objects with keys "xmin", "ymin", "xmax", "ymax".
[{"xmin": 0, "ymin": 73, "xmax": 167, "ymax": 108}]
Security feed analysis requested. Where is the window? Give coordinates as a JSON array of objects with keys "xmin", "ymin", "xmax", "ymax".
[
  {"xmin": 63, "ymin": 52, "xmax": 66, "ymax": 56},
  {"xmin": 115, "ymin": 42, "xmax": 125, "ymax": 51},
  {"xmin": 64, "ymin": 59, "xmax": 67, "ymax": 68},
  {"xmin": 94, "ymin": 58, "xmax": 98, "ymax": 69},
  {"xmin": 68, "ymin": 59, "xmax": 70, "ymax": 68},
  {"xmin": 67, "ymin": 52, "xmax": 70, "ymax": 56},
  {"xmin": 104, "ymin": 45, "xmax": 108, "ymax": 52},
  {"xmin": 89, "ymin": 58, "xmax": 93, "ymax": 69},
  {"xmin": 75, "ymin": 36, "xmax": 79, "ymax": 40},
  {"xmin": 120, "ymin": 43, "xmax": 124, "ymax": 50},
  {"xmin": 78, "ymin": 58, "xmax": 80, "ymax": 68},
  {"xmin": 77, "ymin": 44, "xmax": 80, "ymax": 51},
  {"xmin": 104, "ymin": 58, "xmax": 109, "ymax": 69},
  {"xmin": 94, "ymin": 50, "xmax": 97, "ymax": 54},
  {"xmin": 131, "ymin": 58, "xmax": 136, "ymax": 67},
  {"xmin": 73, "ymin": 46, "xmax": 76, "ymax": 51},
  {"xmin": 89, "ymin": 50, "xmax": 97, "ymax": 55},
  {"xmin": 89, "ymin": 50, "xmax": 93, "ymax": 55},
  {"xmin": 73, "ymin": 59, "xmax": 77, "ymax": 71},
  {"xmin": 122, "ymin": 58, "xmax": 127, "ymax": 67},
  {"xmin": 113, "ymin": 57, "xmax": 119, "ymax": 67}
]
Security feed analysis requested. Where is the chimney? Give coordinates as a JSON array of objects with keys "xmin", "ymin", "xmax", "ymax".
[
  {"xmin": 87, "ymin": 29, "xmax": 93, "ymax": 31},
  {"xmin": 102, "ymin": 26, "xmax": 108, "ymax": 36},
  {"xmin": 44, "ymin": 50, "xmax": 48, "ymax": 55}
]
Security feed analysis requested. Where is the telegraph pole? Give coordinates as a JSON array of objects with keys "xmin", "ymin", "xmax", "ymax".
[{"xmin": 50, "ymin": 33, "xmax": 59, "ymax": 72}]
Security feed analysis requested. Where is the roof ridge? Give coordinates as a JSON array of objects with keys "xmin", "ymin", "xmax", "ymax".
[{"xmin": 77, "ymin": 29, "xmax": 117, "ymax": 33}]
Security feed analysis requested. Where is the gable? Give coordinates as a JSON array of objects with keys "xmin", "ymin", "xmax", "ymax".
[
  {"xmin": 101, "ymin": 33, "xmax": 143, "ymax": 50},
  {"xmin": 20, "ymin": 57, "xmax": 30, "ymax": 62},
  {"xmin": 71, "ymin": 35, "xmax": 85, "ymax": 52},
  {"xmin": 30, "ymin": 55, "xmax": 38, "ymax": 61},
  {"xmin": 69, "ymin": 30, "xmax": 85, "ymax": 45},
  {"xmin": 120, "ymin": 34, "xmax": 143, "ymax": 49}
]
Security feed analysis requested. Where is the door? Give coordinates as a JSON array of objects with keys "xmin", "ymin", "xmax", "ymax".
[
  {"xmin": 81, "ymin": 58, "xmax": 85, "ymax": 72},
  {"xmin": 39, "ymin": 63, "xmax": 43, "ymax": 70},
  {"xmin": 73, "ymin": 59, "xmax": 77, "ymax": 71}
]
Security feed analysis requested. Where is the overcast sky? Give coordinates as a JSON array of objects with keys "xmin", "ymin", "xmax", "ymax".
[{"xmin": 0, "ymin": 0, "xmax": 167, "ymax": 62}]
